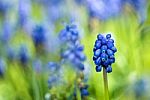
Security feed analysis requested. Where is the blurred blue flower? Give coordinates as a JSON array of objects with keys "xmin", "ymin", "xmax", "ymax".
[
  {"xmin": 48, "ymin": 74, "xmax": 60, "ymax": 88},
  {"xmin": 59, "ymin": 23, "xmax": 86, "ymax": 71},
  {"xmin": 38, "ymin": 0, "xmax": 66, "ymax": 23},
  {"xmin": 32, "ymin": 25, "xmax": 46, "ymax": 46},
  {"xmin": 33, "ymin": 59, "xmax": 42, "ymax": 73},
  {"xmin": 47, "ymin": 62, "xmax": 60, "ymax": 73},
  {"xmin": 0, "ymin": 0, "xmax": 11, "ymax": 15},
  {"xmin": 47, "ymin": 62, "xmax": 63, "ymax": 88},
  {"xmin": 0, "ymin": 58, "xmax": 5, "ymax": 76},
  {"xmin": 18, "ymin": 45, "xmax": 29, "ymax": 65},
  {"xmin": 6, "ymin": 47, "xmax": 16, "ymax": 61},
  {"xmin": 0, "ymin": 20, "xmax": 14, "ymax": 43},
  {"xmin": 74, "ymin": 0, "xmax": 85, "ymax": 5},
  {"xmin": 86, "ymin": 0, "xmax": 124, "ymax": 20},
  {"xmin": 85, "ymin": 0, "xmax": 147, "ymax": 22},
  {"xmin": 133, "ymin": 79, "xmax": 146, "ymax": 98},
  {"xmin": 18, "ymin": 0, "xmax": 31, "ymax": 26},
  {"xmin": 80, "ymin": 85, "xmax": 89, "ymax": 97},
  {"xmin": 74, "ymin": 84, "xmax": 89, "ymax": 98},
  {"xmin": 59, "ymin": 23, "xmax": 89, "ymax": 97},
  {"xmin": 38, "ymin": 0, "xmax": 63, "ymax": 6},
  {"xmin": 93, "ymin": 33, "xmax": 117, "ymax": 73}
]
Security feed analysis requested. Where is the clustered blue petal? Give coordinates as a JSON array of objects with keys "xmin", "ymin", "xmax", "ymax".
[
  {"xmin": 59, "ymin": 24, "xmax": 79, "ymax": 43},
  {"xmin": 93, "ymin": 33, "xmax": 117, "ymax": 73},
  {"xmin": 59, "ymin": 23, "xmax": 86, "ymax": 71}
]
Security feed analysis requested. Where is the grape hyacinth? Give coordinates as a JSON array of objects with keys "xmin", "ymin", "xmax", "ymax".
[
  {"xmin": 59, "ymin": 23, "xmax": 86, "ymax": 71},
  {"xmin": 93, "ymin": 33, "xmax": 117, "ymax": 73},
  {"xmin": 93, "ymin": 33, "xmax": 117, "ymax": 100},
  {"xmin": 59, "ymin": 23, "xmax": 89, "ymax": 98},
  {"xmin": 18, "ymin": 0, "xmax": 31, "ymax": 27},
  {"xmin": 18, "ymin": 45, "xmax": 29, "ymax": 65},
  {"xmin": 39, "ymin": 0, "xmax": 66, "ymax": 23},
  {"xmin": 47, "ymin": 62, "xmax": 62, "ymax": 88},
  {"xmin": 0, "ymin": 0, "xmax": 12, "ymax": 15},
  {"xmin": 1, "ymin": 20, "xmax": 14, "ymax": 43},
  {"xmin": 32, "ymin": 25, "xmax": 46, "ymax": 47},
  {"xmin": 80, "ymin": 85, "xmax": 89, "ymax": 97},
  {"xmin": 6, "ymin": 47, "xmax": 16, "ymax": 61}
]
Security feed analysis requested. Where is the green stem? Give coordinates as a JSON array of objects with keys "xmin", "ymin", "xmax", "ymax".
[
  {"xmin": 76, "ymin": 76, "xmax": 82, "ymax": 100},
  {"xmin": 77, "ymin": 87, "xmax": 82, "ymax": 100},
  {"xmin": 103, "ymin": 68, "xmax": 109, "ymax": 100}
]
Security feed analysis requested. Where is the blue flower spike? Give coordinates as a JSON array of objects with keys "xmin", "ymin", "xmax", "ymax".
[
  {"xmin": 93, "ymin": 33, "xmax": 117, "ymax": 73},
  {"xmin": 93, "ymin": 33, "xmax": 117, "ymax": 100},
  {"xmin": 59, "ymin": 23, "xmax": 86, "ymax": 71}
]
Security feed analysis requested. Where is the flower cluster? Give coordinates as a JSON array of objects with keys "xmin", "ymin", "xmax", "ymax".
[
  {"xmin": 59, "ymin": 23, "xmax": 89, "ymax": 97},
  {"xmin": 93, "ymin": 33, "xmax": 117, "ymax": 73},
  {"xmin": 59, "ymin": 23, "xmax": 86, "ymax": 71}
]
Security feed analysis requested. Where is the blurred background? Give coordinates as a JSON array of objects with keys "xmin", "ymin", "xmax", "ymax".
[{"xmin": 0, "ymin": 0, "xmax": 150, "ymax": 100}]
